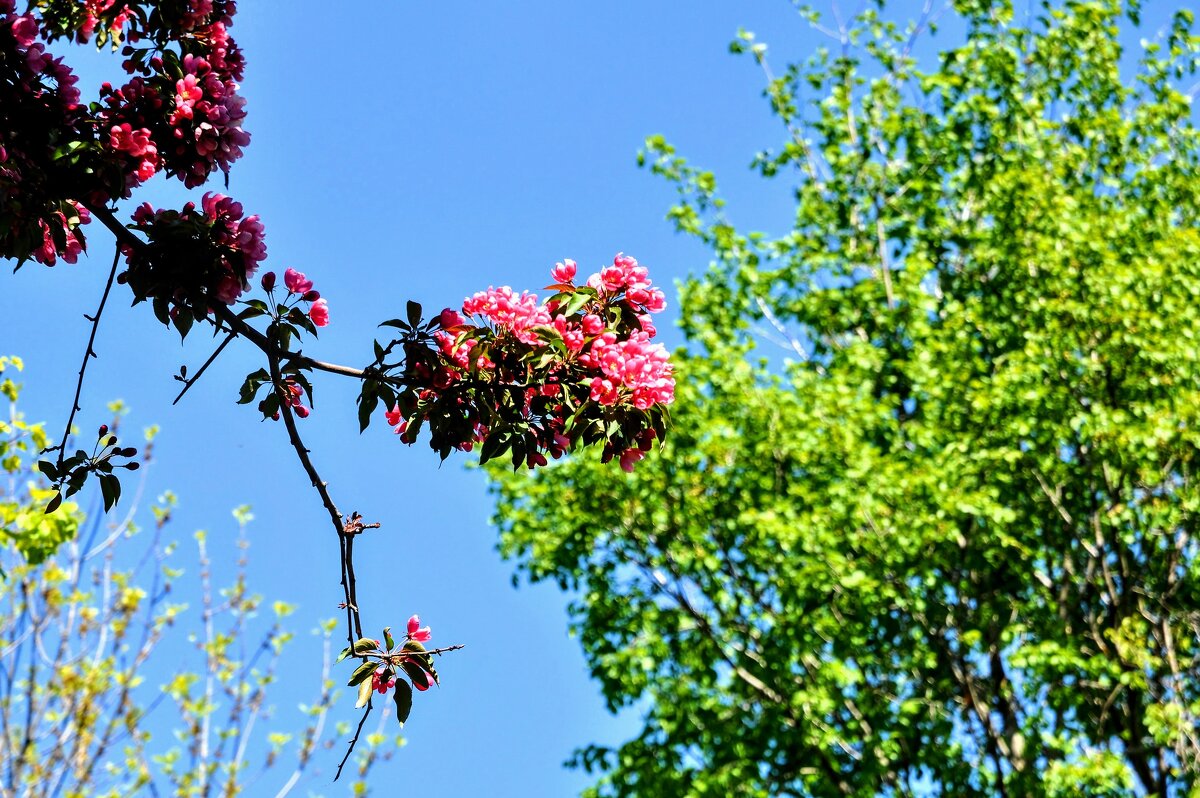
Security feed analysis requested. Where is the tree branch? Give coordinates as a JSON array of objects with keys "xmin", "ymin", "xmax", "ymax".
[{"xmin": 46, "ymin": 246, "xmax": 121, "ymax": 467}]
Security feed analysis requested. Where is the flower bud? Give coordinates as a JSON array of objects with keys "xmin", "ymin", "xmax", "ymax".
[{"xmin": 260, "ymin": 271, "xmax": 276, "ymax": 291}]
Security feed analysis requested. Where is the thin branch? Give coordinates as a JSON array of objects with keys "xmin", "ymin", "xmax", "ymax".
[
  {"xmin": 334, "ymin": 702, "xmax": 373, "ymax": 782},
  {"xmin": 47, "ymin": 246, "xmax": 121, "ymax": 466},
  {"xmin": 264, "ymin": 339, "xmax": 361, "ymax": 643},
  {"xmin": 173, "ymin": 331, "xmax": 236, "ymax": 405}
]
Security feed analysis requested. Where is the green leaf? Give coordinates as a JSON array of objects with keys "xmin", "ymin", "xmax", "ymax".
[
  {"xmin": 347, "ymin": 660, "xmax": 376, "ymax": 687},
  {"xmin": 393, "ymin": 680, "xmax": 413, "ymax": 727},
  {"xmin": 401, "ymin": 660, "xmax": 430, "ymax": 691},
  {"xmin": 406, "ymin": 300, "xmax": 422, "ymax": 328},
  {"xmin": 355, "ymin": 678, "xmax": 372, "ymax": 709},
  {"xmin": 478, "ymin": 432, "xmax": 510, "ymax": 465}
]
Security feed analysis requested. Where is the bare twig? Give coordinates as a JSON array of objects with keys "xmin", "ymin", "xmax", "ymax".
[
  {"xmin": 173, "ymin": 331, "xmax": 236, "ymax": 405},
  {"xmin": 334, "ymin": 701, "xmax": 373, "ymax": 782},
  {"xmin": 264, "ymin": 339, "xmax": 362, "ymax": 644},
  {"xmin": 46, "ymin": 246, "xmax": 121, "ymax": 467}
]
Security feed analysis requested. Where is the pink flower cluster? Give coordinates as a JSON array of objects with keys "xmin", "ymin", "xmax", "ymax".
[
  {"xmin": 582, "ymin": 330, "xmax": 674, "ymax": 410},
  {"xmin": 75, "ymin": 0, "xmax": 132, "ymax": 44},
  {"xmin": 461, "ymin": 286, "xmax": 554, "ymax": 345},
  {"xmin": 371, "ymin": 667, "xmax": 396, "ymax": 695},
  {"xmin": 1, "ymin": 0, "xmax": 252, "ymax": 267},
  {"xmin": 200, "ymin": 191, "xmax": 264, "ymax": 302},
  {"xmin": 124, "ymin": 192, "xmax": 265, "ymax": 306},
  {"xmin": 100, "ymin": 49, "xmax": 248, "ymax": 189},
  {"xmin": 109, "ymin": 122, "xmax": 159, "ymax": 187},
  {"xmin": 278, "ymin": 378, "xmax": 310, "ymax": 419},
  {"xmin": 589, "ymin": 253, "xmax": 668, "ymax": 312},
  {"xmin": 260, "ymin": 267, "xmax": 330, "ymax": 328},
  {"xmin": 0, "ymin": 6, "xmax": 92, "ymax": 265},
  {"xmin": 3, "ymin": 11, "xmax": 80, "ymax": 111},
  {"xmin": 363, "ymin": 615, "xmax": 438, "ymax": 698},
  {"xmin": 383, "ymin": 254, "xmax": 674, "ymax": 472},
  {"xmin": 29, "ymin": 203, "xmax": 91, "ymax": 266}
]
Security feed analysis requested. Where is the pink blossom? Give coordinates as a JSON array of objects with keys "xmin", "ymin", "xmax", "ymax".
[
  {"xmin": 461, "ymin": 286, "xmax": 553, "ymax": 345},
  {"xmin": 283, "ymin": 267, "xmax": 313, "ymax": 294},
  {"xmin": 599, "ymin": 265, "xmax": 626, "ymax": 292},
  {"xmin": 309, "ymin": 297, "xmax": 329, "ymax": 327},
  {"xmin": 643, "ymin": 288, "xmax": 667, "ymax": 313},
  {"xmin": 30, "ymin": 206, "xmax": 90, "ymax": 266},
  {"xmin": 619, "ymin": 448, "xmax": 646, "ymax": 473},
  {"xmin": 407, "ymin": 614, "xmax": 432, "ymax": 643},
  {"xmin": 582, "ymin": 314, "xmax": 604, "ymax": 336},
  {"xmin": 214, "ymin": 274, "xmax": 242, "ymax": 304},
  {"xmin": 11, "ymin": 15, "xmax": 38, "ymax": 48},
  {"xmin": 371, "ymin": 668, "xmax": 397, "ymax": 695},
  {"xmin": 439, "ymin": 307, "xmax": 465, "ymax": 329},
  {"xmin": 551, "ymin": 258, "xmax": 577, "ymax": 283}
]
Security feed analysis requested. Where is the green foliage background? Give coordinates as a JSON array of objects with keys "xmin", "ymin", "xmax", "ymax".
[{"xmin": 490, "ymin": 2, "xmax": 1200, "ymax": 795}]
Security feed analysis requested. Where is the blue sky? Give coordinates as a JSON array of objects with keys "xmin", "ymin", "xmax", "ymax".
[
  {"xmin": 4, "ymin": 2, "xmax": 1188, "ymax": 795},
  {"xmin": 5, "ymin": 2, "xmax": 808, "ymax": 794}
]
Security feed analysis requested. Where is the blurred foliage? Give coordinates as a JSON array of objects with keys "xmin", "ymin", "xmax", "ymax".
[
  {"xmin": 0, "ymin": 360, "xmax": 399, "ymax": 796},
  {"xmin": 490, "ymin": 1, "xmax": 1200, "ymax": 795}
]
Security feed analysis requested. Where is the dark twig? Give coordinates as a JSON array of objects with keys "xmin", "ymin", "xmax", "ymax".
[
  {"xmin": 264, "ymin": 336, "xmax": 361, "ymax": 646},
  {"xmin": 334, "ymin": 701, "xmax": 372, "ymax": 782},
  {"xmin": 47, "ymin": 246, "xmax": 121, "ymax": 466},
  {"xmin": 172, "ymin": 331, "xmax": 236, "ymax": 405}
]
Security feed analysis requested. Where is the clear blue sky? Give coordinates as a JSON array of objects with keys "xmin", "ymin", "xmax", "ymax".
[{"xmin": 2, "ymin": 2, "xmax": 1185, "ymax": 795}]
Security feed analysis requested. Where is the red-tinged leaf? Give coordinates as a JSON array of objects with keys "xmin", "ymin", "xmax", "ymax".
[{"xmin": 402, "ymin": 660, "xmax": 431, "ymax": 691}]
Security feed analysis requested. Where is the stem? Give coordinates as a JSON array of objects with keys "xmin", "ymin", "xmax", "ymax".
[
  {"xmin": 263, "ymin": 337, "xmax": 360, "ymax": 645},
  {"xmin": 172, "ymin": 331, "xmax": 236, "ymax": 405},
  {"xmin": 48, "ymin": 246, "xmax": 121, "ymax": 467},
  {"xmin": 334, "ymin": 701, "xmax": 372, "ymax": 782}
]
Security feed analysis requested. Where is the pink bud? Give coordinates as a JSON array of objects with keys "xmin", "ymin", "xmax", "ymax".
[
  {"xmin": 260, "ymin": 271, "xmax": 276, "ymax": 291},
  {"xmin": 439, "ymin": 308, "xmax": 465, "ymax": 329}
]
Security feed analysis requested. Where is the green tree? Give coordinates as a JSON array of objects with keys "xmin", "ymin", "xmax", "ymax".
[
  {"xmin": 0, "ymin": 357, "xmax": 397, "ymax": 796},
  {"xmin": 490, "ymin": 1, "xmax": 1200, "ymax": 795}
]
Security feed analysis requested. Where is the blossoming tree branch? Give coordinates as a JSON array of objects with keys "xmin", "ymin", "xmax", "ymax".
[{"xmin": 0, "ymin": 0, "xmax": 675, "ymax": 770}]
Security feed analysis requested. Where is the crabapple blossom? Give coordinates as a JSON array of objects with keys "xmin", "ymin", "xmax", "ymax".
[
  {"xmin": 309, "ymin": 297, "xmax": 330, "ymax": 327},
  {"xmin": 377, "ymin": 255, "xmax": 674, "ymax": 471},
  {"xmin": 551, "ymin": 258, "xmax": 577, "ymax": 283},
  {"xmin": 407, "ymin": 615, "xmax": 432, "ymax": 643},
  {"xmin": 371, "ymin": 668, "xmax": 397, "ymax": 695}
]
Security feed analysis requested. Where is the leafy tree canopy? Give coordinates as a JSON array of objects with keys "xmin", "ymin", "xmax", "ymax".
[{"xmin": 491, "ymin": 1, "xmax": 1200, "ymax": 795}]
